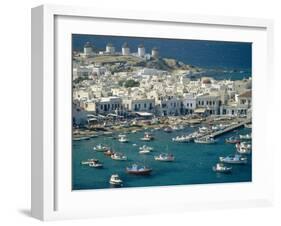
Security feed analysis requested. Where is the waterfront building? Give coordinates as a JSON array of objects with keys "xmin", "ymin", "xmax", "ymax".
[
  {"xmin": 182, "ymin": 93, "xmax": 196, "ymax": 114},
  {"xmin": 83, "ymin": 42, "xmax": 94, "ymax": 57},
  {"xmin": 122, "ymin": 98, "xmax": 155, "ymax": 113},
  {"xmin": 106, "ymin": 43, "xmax": 115, "ymax": 54},
  {"xmin": 151, "ymin": 47, "xmax": 159, "ymax": 58},
  {"xmin": 94, "ymin": 96, "xmax": 122, "ymax": 115},
  {"xmin": 138, "ymin": 44, "xmax": 145, "ymax": 57},
  {"xmin": 122, "ymin": 42, "xmax": 130, "ymax": 55},
  {"xmin": 195, "ymin": 93, "xmax": 221, "ymax": 115},
  {"xmin": 155, "ymin": 95, "xmax": 183, "ymax": 116}
]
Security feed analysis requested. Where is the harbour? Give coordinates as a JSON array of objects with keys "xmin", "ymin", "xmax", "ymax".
[{"xmin": 72, "ymin": 123, "xmax": 252, "ymax": 190}]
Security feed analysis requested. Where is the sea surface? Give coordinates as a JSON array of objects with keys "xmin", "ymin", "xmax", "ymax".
[
  {"xmin": 72, "ymin": 127, "xmax": 252, "ymax": 190},
  {"xmin": 72, "ymin": 34, "xmax": 252, "ymax": 80}
]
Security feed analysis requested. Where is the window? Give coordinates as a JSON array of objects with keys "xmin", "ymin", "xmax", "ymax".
[{"xmin": 144, "ymin": 103, "xmax": 147, "ymax": 108}]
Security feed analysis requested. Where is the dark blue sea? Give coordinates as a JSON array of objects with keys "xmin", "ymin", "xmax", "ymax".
[
  {"xmin": 72, "ymin": 127, "xmax": 252, "ymax": 190},
  {"xmin": 72, "ymin": 34, "xmax": 252, "ymax": 80}
]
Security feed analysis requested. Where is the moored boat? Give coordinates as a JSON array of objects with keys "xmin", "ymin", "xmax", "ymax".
[
  {"xmin": 109, "ymin": 174, "xmax": 123, "ymax": 186},
  {"xmin": 81, "ymin": 158, "xmax": 99, "ymax": 165},
  {"xmin": 93, "ymin": 144, "xmax": 109, "ymax": 152},
  {"xmin": 126, "ymin": 164, "xmax": 152, "ymax": 175},
  {"xmin": 239, "ymin": 134, "xmax": 252, "ymax": 140},
  {"xmin": 194, "ymin": 137, "xmax": 217, "ymax": 144},
  {"xmin": 118, "ymin": 134, "xmax": 129, "ymax": 143},
  {"xmin": 111, "ymin": 152, "xmax": 128, "ymax": 161},
  {"xmin": 172, "ymin": 135, "xmax": 192, "ymax": 143},
  {"xmin": 154, "ymin": 153, "xmax": 175, "ymax": 162},
  {"xmin": 89, "ymin": 161, "xmax": 103, "ymax": 168},
  {"xmin": 225, "ymin": 136, "xmax": 241, "ymax": 144},
  {"xmin": 163, "ymin": 127, "xmax": 173, "ymax": 133},
  {"xmin": 212, "ymin": 163, "xmax": 232, "ymax": 173},
  {"xmin": 104, "ymin": 149, "xmax": 115, "ymax": 156},
  {"xmin": 219, "ymin": 154, "xmax": 247, "ymax": 164},
  {"xmin": 140, "ymin": 132, "xmax": 154, "ymax": 141}
]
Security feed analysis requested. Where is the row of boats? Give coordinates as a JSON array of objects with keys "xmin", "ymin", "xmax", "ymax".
[{"xmin": 213, "ymin": 133, "xmax": 252, "ymax": 173}]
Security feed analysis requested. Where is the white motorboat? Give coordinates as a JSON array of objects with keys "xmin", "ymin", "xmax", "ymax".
[
  {"xmin": 140, "ymin": 132, "xmax": 154, "ymax": 141},
  {"xmin": 81, "ymin": 158, "xmax": 99, "ymax": 165},
  {"xmin": 93, "ymin": 144, "xmax": 109, "ymax": 152},
  {"xmin": 212, "ymin": 163, "xmax": 232, "ymax": 173},
  {"xmin": 154, "ymin": 153, "xmax": 175, "ymax": 162},
  {"xmin": 109, "ymin": 174, "xmax": 123, "ymax": 186},
  {"xmin": 89, "ymin": 161, "xmax": 103, "ymax": 168},
  {"xmin": 236, "ymin": 142, "xmax": 251, "ymax": 154},
  {"xmin": 194, "ymin": 137, "xmax": 217, "ymax": 144},
  {"xmin": 139, "ymin": 145, "xmax": 153, "ymax": 151},
  {"xmin": 118, "ymin": 135, "xmax": 129, "ymax": 143},
  {"xmin": 219, "ymin": 154, "xmax": 247, "ymax": 164},
  {"xmin": 111, "ymin": 152, "xmax": 127, "ymax": 161},
  {"xmin": 239, "ymin": 134, "xmax": 252, "ymax": 140},
  {"xmin": 172, "ymin": 135, "xmax": 192, "ymax": 143},
  {"xmin": 139, "ymin": 149, "xmax": 151, "ymax": 154}
]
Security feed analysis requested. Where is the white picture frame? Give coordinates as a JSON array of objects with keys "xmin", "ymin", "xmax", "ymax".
[{"xmin": 31, "ymin": 4, "xmax": 274, "ymax": 221}]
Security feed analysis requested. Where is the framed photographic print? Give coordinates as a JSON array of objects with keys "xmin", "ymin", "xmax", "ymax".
[{"xmin": 31, "ymin": 4, "xmax": 274, "ymax": 221}]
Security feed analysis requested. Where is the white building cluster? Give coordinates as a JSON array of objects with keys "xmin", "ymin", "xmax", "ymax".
[{"xmin": 72, "ymin": 42, "xmax": 252, "ymax": 126}]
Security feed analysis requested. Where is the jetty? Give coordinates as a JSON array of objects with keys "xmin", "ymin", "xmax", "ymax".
[{"xmin": 200, "ymin": 118, "xmax": 251, "ymax": 139}]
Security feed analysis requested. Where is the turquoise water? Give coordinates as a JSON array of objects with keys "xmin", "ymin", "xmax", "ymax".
[{"xmin": 72, "ymin": 127, "xmax": 252, "ymax": 190}]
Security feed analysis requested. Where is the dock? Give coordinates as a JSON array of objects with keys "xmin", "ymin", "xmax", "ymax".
[{"xmin": 200, "ymin": 118, "xmax": 251, "ymax": 139}]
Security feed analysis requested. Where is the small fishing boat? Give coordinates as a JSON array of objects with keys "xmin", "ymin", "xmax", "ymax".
[
  {"xmin": 140, "ymin": 132, "xmax": 154, "ymax": 141},
  {"xmin": 93, "ymin": 144, "xmax": 109, "ymax": 152},
  {"xmin": 212, "ymin": 163, "xmax": 232, "ymax": 173},
  {"xmin": 118, "ymin": 134, "xmax": 129, "ymax": 143},
  {"xmin": 104, "ymin": 149, "xmax": 115, "ymax": 156},
  {"xmin": 194, "ymin": 137, "xmax": 217, "ymax": 144},
  {"xmin": 163, "ymin": 127, "xmax": 173, "ymax": 133},
  {"xmin": 225, "ymin": 136, "xmax": 241, "ymax": 144},
  {"xmin": 126, "ymin": 164, "xmax": 152, "ymax": 175},
  {"xmin": 172, "ymin": 135, "xmax": 192, "ymax": 143},
  {"xmin": 111, "ymin": 152, "xmax": 127, "ymax": 161},
  {"xmin": 139, "ymin": 145, "xmax": 153, "ymax": 151},
  {"xmin": 81, "ymin": 158, "xmax": 99, "ymax": 165},
  {"xmin": 239, "ymin": 134, "xmax": 252, "ymax": 140},
  {"xmin": 89, "ymin": 161, "xmax": 103, "ymax": 168},
  {"xmin": 139, "ymin": 149, "xmax": 151, "ymax": 154},
  {"xmin": 154, "ymin": 153, "xmax": 175, "ymax": 162},
  {"xmin": 219, "ymin": 154, "xmax": 247, "ymax": 164},
  {"xmin": 73, "ymin": 136, "xmax": 91, "ymax": 141},
  {"xmin": 109, "ymin": 174, "xmax": 123, "ymax": 186},
  {"xmin": 131, "ymin": 130, "xmax": 138, "ymax": 133},
  {"xmin": 236, "ymin": 142, "xmax": 251, "ymax": 154}
]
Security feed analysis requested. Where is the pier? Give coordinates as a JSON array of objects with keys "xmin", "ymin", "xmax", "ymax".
[{"xmin": 200, "ymin": 118, "xmax": 251, "ymax": 139}]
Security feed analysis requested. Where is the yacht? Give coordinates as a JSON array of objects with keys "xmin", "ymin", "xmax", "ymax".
[
  {"xmin": 111, "ymin": 152, "xmax": 128, "ymax": 161},
  {"xmin": 109, "ymin": 174, "xmax": 123, "ymax": 186},
  {"xmin": 219, "ymin": 154, "xmax": 247, "ymax": 164},
  {"xmin": 154, "ymin": 153, "xmax": 175, "ymax": 162},
  {"xmin": 212, "ymin": 163, "xmax": 232, "ymax": 173},
  {"xmin": 126, "ymin": 164, "xmax": 152, "ymax": 175}
]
